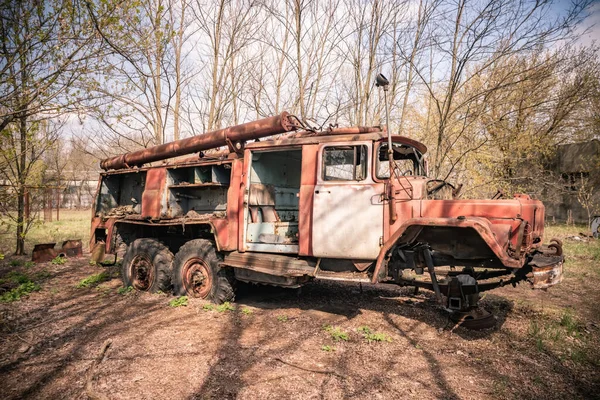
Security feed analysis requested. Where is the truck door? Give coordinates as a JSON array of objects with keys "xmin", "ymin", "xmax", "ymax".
[{"xmin": 312, "ymin": 142, "xmax": 384, "ymax": 259}]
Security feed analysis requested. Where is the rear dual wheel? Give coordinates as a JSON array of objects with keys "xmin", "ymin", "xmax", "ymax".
[
  {"xmin": 122, "ymin": 238, "xmax": 173, "ymax": 293},
  {"xmin": 172, "ymin": 239, "xmax": 234, "ymax": 303}
]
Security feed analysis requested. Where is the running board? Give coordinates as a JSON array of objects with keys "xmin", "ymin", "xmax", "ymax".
[
  {"xmin": 314, "ymin": 270, "xmax": 371, "ymax": 283},
  {"xmin": 221, "ymin": 251, "xmax": 317, "ymax": 277}
]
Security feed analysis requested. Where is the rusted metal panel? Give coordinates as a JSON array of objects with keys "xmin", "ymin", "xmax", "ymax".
[
  {"xmin": 298, "ymin": 145, "xmax": 318, "ymax": 256},
  {"xmin": 372, "ymin": 216, "xmax": 525, "ymax": 284},
  {"xmin": 141, "ymin": 168, "xmax": 167, "ymax": 219},
  {"xmin": 32, "ymin": 243, "xmax": 57, "ymax": 263},
  {"xmin": 223, "ymin": 158, "xmax": 242, "ymax": 251},
  {"xmin": 100, "ymin": 112, "xmax": 297, "ymax": 170},
  {"xmin": 32, "ymin": 240, "xmax": 83, "ymax": 263},
  {"xmin": 62, "ymin": 240, "xmax": 83, "ymax": 258},
  {"xmin": 222, "ymin": 251, "xmax": 316, "ymax": 277}
]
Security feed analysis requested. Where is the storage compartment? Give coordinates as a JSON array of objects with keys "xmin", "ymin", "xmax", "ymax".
[
  {"xmin": 95, "ymin": 172, "xmax": 146, "ymax": 216},
  {"xmin": 166, "ymin": 164, "xmax": 231, "ymax": 218}
]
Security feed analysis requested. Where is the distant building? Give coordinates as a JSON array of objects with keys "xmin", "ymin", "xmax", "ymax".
[{"xmin": 545, "ymin": 139, "xmax": 600, "ymax": 224}]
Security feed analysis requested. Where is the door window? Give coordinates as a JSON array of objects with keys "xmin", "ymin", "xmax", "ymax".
[{"xmin": 322, "ymin": 145, "xmax": 367, "ymax": 181}]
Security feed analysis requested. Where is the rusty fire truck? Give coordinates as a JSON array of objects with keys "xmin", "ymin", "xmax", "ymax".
[{"xmin": 91, "ymin": 97, "xmax": 564, "ymax": 327}]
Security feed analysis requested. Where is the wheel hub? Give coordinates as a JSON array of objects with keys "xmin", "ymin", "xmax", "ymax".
[
  {"xmin": 130, "ymin": 254, "xmax": 154, "ymax": 291},
  {"xmin": 182, "ymin": 258, "xmax": 212, "ymax": 298},
  {"xmin": 450, "ymin": 307, "xmax": 496, "ymax": 330}
]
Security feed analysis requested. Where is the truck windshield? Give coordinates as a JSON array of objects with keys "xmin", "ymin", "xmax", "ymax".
[{"xmin": 376, "ymin": 143, "xmax": 424, "ymax": 178}]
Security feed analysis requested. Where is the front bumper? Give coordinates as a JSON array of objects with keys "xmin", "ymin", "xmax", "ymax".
[{"xmin": 527, "ymin": 240, "xmax": 564, "ymax": 289}]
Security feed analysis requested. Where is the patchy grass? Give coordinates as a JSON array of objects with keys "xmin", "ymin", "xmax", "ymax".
[
  {"xmin": 357, "ymin": 326, "xmax": 392, "ymax": 343},
  {"xmin": 117, "ymin": 286, "xmax": 134, "ymax": 295},
  {"xmin": 76, "ymin": 272, "xmax": 110, "ymax": 288},
  {"xmin": 0, "ymin": 209, "xmax": 91, "ymax": 255},
  {"xmin": 0, "ymin": 271, "xmax": 41, "ymax": 303},
  {"xmin": 202, "ymin": 304, "xmax": 215, "ymax": 311},
  {"xmin": 0, "ymin": 281, "xmax": 41, "ymax": 302},
  {"xmin": 169, "ymin": 296, "xmax": 188, "ymax": 307},
  {"xmin": 321, "ymin": 345, "xmax": 335, "ymax": 352},
  {"xmin": 323, "ymin": 325, "xmax": 349, "ymax": 342},
  {"xmin": 51, "ymin": 256, "xmax": 67, "ymax": 265},
  {"xmin": 216, "ymin": 302, "xmax": 235, "ymax": 312},
  {"xmin": 526, "ymin": 307, "xmax": 594, "ymax": 365},
  {"xmin": 277, "ymin": 314, "xmax": 288, "ymax": 322},
  {"xmin": 241, "ymin": 307, "xmax": 253, "ymax": 315}
]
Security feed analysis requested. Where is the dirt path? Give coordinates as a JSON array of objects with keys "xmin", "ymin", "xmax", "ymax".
[{"xmin": 1, "ymin": 257, "xmax": 598, "ymax": 399}]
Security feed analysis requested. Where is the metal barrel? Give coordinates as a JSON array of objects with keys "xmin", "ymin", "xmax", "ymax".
[{"xmin": 100, "ymin": 112, "xmax": 296, "ymax": 170}]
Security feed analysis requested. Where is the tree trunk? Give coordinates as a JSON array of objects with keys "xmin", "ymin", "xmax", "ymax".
[{"xmin": 15, "ymin": 114, "xmax": 27, "ymax": 255}]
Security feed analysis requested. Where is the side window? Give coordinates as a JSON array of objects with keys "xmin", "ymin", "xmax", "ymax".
[{"xmin": 323, "ymin": 145, "xmax": 368, "ymax": 181}]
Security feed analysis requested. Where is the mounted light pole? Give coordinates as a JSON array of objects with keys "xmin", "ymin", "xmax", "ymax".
[{"xmin": 375, "ymin": 73, "xmax": 397, "ymax": 222}]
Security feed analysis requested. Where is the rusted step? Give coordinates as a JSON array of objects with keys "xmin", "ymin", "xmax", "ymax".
[{"xmin": 314, "ymin": 269, "xmax": 371, "ymax": 283}]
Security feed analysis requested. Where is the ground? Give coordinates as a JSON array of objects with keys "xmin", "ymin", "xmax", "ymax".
[{"xmin": 0, "ymin": 211, "xmax": 599, "ymax": 399}]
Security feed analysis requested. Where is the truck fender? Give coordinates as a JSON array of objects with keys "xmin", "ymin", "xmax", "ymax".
[{"xmin": 371, "ymin": 217, "xmax": 523, "ymax": 283}]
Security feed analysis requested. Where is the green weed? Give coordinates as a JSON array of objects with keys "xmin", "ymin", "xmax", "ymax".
[
  {"xmin": 321, "ymin": 345, "xmax": 336, "ymax": 352},
  {"xmin": 324, "ymin": 325, "xmax": 349, "ymax": 342},
  {"xmin": 76, "ymin": 272, "xmax": 110, "ymax": 288},
  {"xmin": 117, "ymin": 286, "xmax": 134, "ymax": 295},
  {"xmin": 24, "ymin": 261, "xmax": 35, "ymax": 268},
  {"xmin": 202, "ymin": 304, "xmax": 215, "ymax": 311},
  {"xmin": 216, "ymin": 302, "xmax": 235, "ymax": 312},
  {"xmin": 559, "ymin": 310, "xmax": 580, "ymax": 337},
  {"xmin": 5, "ymin": 271, "xmax": 31, "ymax": 284},
  {"xmin": 277, "ymin": 315, "xmax": 289, "ymax": 322},
  {"xmin": 358, "ymin": 325, "xmax": 392, "ymax": 343},
  {"xmin": 9, "ymin": 259, "xmax": 22, "ymax": 267},
  {"xmin": 169, "ymin": 296, "xmax": 188, "ymax": 307},
  {"xmin": 241, "ymin": 307, "xmax": 253, "ymax": 315},
  {"xmin": 0, "ymin": 281, "xmax": 41, "ymax": 302},
  {"xmin": 51, "ymin": 256, "xmax": 67, "ymax": 265}
]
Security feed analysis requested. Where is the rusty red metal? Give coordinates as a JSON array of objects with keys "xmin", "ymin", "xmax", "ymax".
[
  {"xmin": 32, "ymin": 243, "xmax": 57, "ymax": 263},
  {"xmin": 298, "ymin": 145, "xmax": 318, "ymax": 256},
  {"xmin": 32, "ymin": 240, "xmax": 83, "ymax": 263},
  {"xmin": 62, "ymin": 240, "xmax": 83, "ymax": 258},
  {"xmin": 100, "ymin": 112, "xmax": 297, "ymax": 170},
  {"xmin": 142, "ymin": 168, "xmax": 167, "ymax": 219}
]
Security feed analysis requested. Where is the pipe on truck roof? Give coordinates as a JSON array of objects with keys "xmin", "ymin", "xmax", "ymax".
[{"xmin": 100, "ymin": 112, "xmax": 297, "ymax": 171}]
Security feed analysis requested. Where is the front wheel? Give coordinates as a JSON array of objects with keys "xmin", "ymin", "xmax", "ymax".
[
  {"xmin": 172, "ymin": 239, "xmax": 234, "ymax": 303},
  {"xmin": 121, "ymin": 238, "xmax": 174, "ymax": 293}
]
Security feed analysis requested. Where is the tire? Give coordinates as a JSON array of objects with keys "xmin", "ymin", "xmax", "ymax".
[
  {"xmin": 121, "ymin": 238, "xmax": 174, "ymax": 293},
  {"xmin": 172, "ymin": 239, "xmax": 234, "ymax": 303}
]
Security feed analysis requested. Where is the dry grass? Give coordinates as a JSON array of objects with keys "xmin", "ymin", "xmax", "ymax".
[{"xmin": 0, "ymin": 209, "xmax": 91, "ymax": 256}]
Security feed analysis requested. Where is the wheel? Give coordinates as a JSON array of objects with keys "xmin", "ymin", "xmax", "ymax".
[
  {"xmin": 172, "ymin": 239, "xmax": 234, "ymax": 303},
  {"xmin": 121, "ymin": 238, "xmax": 174, "ymax": 293}
]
